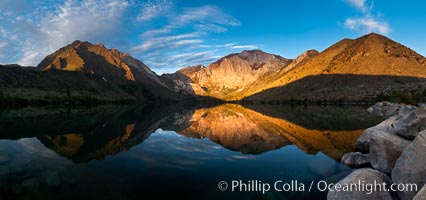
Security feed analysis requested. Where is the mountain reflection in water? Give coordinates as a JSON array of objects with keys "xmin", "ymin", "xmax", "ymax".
[{"xmin": 0, "ymin": 104, "xmax": 383, "ymax": 199}]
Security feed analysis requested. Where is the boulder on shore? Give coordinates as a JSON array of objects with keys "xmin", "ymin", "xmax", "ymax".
[
  {"xmin": 367, "ymin": 102, "xmax": 416, "ymax": 118},
  {"xmin": 327, "ymin": 168, "xmax": 394, "ymax": 200},
  {"xmin": 370, "ymin": 131, "xmax": 411, "ymax": 174},
  {"xmin": 391, "ymin": 107, "xmax": 426, "ymax": 140},
  {"xmin": 392, "ymin": 130, "xmax": 426, "ymax": 200},
  {"xmin": 356, "ymin": 116, "xmax": 399, "ymax": 152},
  {"xmin": 340, "ymin": 152, "xmax": 370, "ymax": 168},
  {"xmin": 413, "ymin": 184, "xmax": 426, "ymax": 200}
]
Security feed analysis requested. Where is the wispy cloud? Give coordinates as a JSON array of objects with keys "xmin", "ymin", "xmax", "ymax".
[
  {"xmin": 169, "ymin": 51, "xmax": 221, "ymax": 66},
  {"xmin": 0, "ymin": 0, "xmax": 245, "ymax": 73},
  {"xmin": 0, "ymin": 41, "xmax": 6, "ymax": 59},
  {"xmin": 148, "ymin": 50, "xmax": 222, "ymax": 74},
  {"xmin": 170, "ymin": 39, "xmax": 204, "ymax": 48},
  {"xmin": 0, "ymin": 0, "xmax": 131, "ymax": 66},
  {"xmin": 343, "ymin": 0, "xmax": 391, "ymax": 35},
  {"xmin": 194, "ymin": 24, "xmax": 228, "ymax": 33},
  {"xmin": 230, "ymin": 45, "xmax": 258, "ymax": 49},
  {"xmin": 346, "ymin": 0, "xmax": 372, "ymax": 13},
  {"xmin": 173, "ymin": 5, "xmax": 240, "ymax": 30},
  {"xmin": 132, "ymin": 33, "xmax": 201, "ymax": 52},
  {"xmin": 134, "ymin": 4, "xmax": 242, "ymax": 73},
  {"xmin": 198, "ymin": 43, "xmax": 237, "ymax": 48},
  {"xmin": 0, "ymin": 0, "xmax": 31, "ymax": 14},
  {"xmin": 140, "ymin": 5, "xmax": 240, "ymax": 38},
  {"xmin": 344, "ymin": 17, "xmax": 390, "ymax": 35},
  {"xmin": 137, "ymin": 0, "xmax": 172, "ymax": 22}
]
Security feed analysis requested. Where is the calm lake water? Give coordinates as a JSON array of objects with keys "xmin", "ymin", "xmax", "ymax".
[{"xmin": 0, "ymin": 104, "xmax": 383, "ymax": 200}]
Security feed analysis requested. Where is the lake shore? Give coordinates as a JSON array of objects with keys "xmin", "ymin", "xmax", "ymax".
[{"xmin": 331, "ymin": 102, "xmax": 426, "ymax": 200}]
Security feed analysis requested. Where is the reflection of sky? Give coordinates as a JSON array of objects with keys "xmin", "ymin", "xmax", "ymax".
[
  {"xmin": 124, "ymin": 129, "xmax": 258, "ymax": 171},
  {"xmin": 105, "ymin": 128, "xmax": 350, "ymax": 182},
  {"xmin": 0, "ymin": 129, "xmax": 351, "ymax": 199},
  {"xmin": 0, "ymin": 129, "xmax": 349, "ymax": 181},
  {"xmin": 0, "ymin": 138, "xmax": 72, "ymax": 178}
]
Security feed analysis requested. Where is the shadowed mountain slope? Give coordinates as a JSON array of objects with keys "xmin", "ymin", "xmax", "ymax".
[{"xmin": 165, "ymin": 33, "xmax": 426, "ymax": 102}]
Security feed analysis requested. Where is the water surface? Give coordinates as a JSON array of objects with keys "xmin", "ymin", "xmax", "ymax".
[{"xmin": 0, "ymin": 104, "xmax": 383, "ymax": 199}]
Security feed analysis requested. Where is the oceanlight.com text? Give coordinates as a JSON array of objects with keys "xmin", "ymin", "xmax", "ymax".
[{"xmin": 217, "ymin": 180, "xmax": 418, "ymax": 195}]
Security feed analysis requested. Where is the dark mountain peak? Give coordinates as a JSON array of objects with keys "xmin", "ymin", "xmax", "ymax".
[
  {"xmin": 333, "ymin": 33, "xmax": 389, "ymax": 46},
  {"xmin": 36, "ymin": 40, "xmax": 163, "ymax": 83},
  {"xmin": 237, "ymin": 49, "xmax": 285, "ymax": 63},
  {"xmin": 177, "ymin": 65, "xmax": 204, "ymax": 76},
  {"xmin": 69, "ymin": 40, "xmax": 94, "ymax": 48},
  {"xmin": 299, "ymin": 49, "xmax": 319, "ymax": 58},
  {"xmin": 71, "ymin": 40, "xmax": 82, "ymax": 45},
  {"xmin": 362, "ymin": 32, "xmax": 387, "ymax": 39},
  {"xmin": 214, "ymin": 49, "xmax": 288, "ymax": 67},
  {"xmin": 67, "ymin": 40, "xmax": 112, "ymax": 53},
  {"xmin": 32, "ymin": 40, "xmax": 178, "ymax": 101},
  {"xmin": 293, "ymin": 49, "xmax": 319, "ymax": 63},
  {"xmin": 353, "ymin": 33, "xmax": 395, "ymax": 46},
  {"xmin": 343, "ymin": 33, "xmax": 426, "ymax": 63},
  {"xmin": 321, "ymin": 33, "xmax": 393, "ymax": 55}
]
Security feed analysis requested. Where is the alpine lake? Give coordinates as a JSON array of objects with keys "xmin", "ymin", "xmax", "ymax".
[{"xmin": 0, "ymin": 103, "xmax": 384, "ymax": 200}]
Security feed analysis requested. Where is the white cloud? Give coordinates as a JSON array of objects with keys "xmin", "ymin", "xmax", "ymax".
[
  {"xmin": 346, "ymin": 0, "xmax": 371, "ymax": 13},
  {"xmin": 132, "ymin": 33, "xmax": 201, "ymax": 52},
  {"xmin": 344, "ymin": 16, "xmax": 390, "ymax": 35},
  {"xmin": 194, "ymin": 24, "xmax": 228, "ymax": 33},
  {"xmin": 344, "ymin": 0, "xmax": 391, "ymax": 35},
  {"xmin": 148, "ymin": 50, "xmax": 222, "ymax": 74},
  {"xmin": 137, "ymin": 0, "xmax": 172, "ymax": 22},
  {"xmin": 17, "ymin": 48, "xmax": 42, "ymax": 67},
  {"xmin": 140, "ymin": 5, "xmax": 240, "ymax": 37},
  {"xmin": 0, "ymin": 0, "xmax": 31, "ymax": 14},
  {"xmin": 0, "ymin": 41, "xmax": 6, "ymax": 59},
  {"xmin": 0, "ymin": 0, "xmax": 131, "ymax": 66},
  {"xmin": 0, "ymin": 1, "xmax": 243, "ymax": 73},
  {"xmin": 222, "ymin": 43, "xmax": 237, "ymax": 47},
  {"xmin": 132, "ymin": 4, "xmax": 242, "ymax": 72},
  {"xmin": 141, "ymin": 25, "xmax": 174, "ymax": 37},
  {"xmin": 170, "ymin": 39, "xmax": 203, "ymax": 48},
  {"xmin": 168, "ymin": 51, "xmax": 218, "ymax": 63},
  {"xmin": 177, "ymin": 5, "xmax": 240, "ymax": 26},
  {"xmin": 35, "ymin": 0, "xmax": 130, "ymax": 56},
  {"xmin": 230, "ymin": 45, "xmax": 258, "ymax": 49},
  {"xmin": 198, "ymin": 43, "xmax": 237, "ymax": 48}
]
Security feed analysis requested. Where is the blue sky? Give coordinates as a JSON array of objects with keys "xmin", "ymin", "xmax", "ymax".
[{"xmin": 0, "ymin": 0, "xmax": 425, "ymax": 74}]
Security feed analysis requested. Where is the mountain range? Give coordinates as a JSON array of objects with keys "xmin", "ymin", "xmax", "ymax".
[{"xmin": 1, "ymin": 33, "xmax": 426, "ymax": 104}]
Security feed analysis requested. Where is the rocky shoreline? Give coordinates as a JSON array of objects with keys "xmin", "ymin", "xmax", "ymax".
[{"xmin": 329, "ymin": 102, "xmax": 426, "ymax": 200}]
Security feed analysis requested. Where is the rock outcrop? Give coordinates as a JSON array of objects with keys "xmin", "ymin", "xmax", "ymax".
[
  {"xmin": 327, "ymin": 168, "xmax": 394, "ymax": 200},
  {"xmin": 367, "ymin": 101, "xmax": 416, "ymax": 118},
  {"xmin": 369, "ymin": 131, "xmax": 410, "ymax": 173},
  {"xmin": 333, "ymin": 103, "xmax": 426, "ymax": 199},
  {"xmin": 392, "ymin": 130, "xmax": 426, "ymax": 200},
  {"xmin": 413, "ymin": 185, "xmax": 426, "ymax": 200},
  {"xmin": 355, "ymin": 116, "xmax": 399, "ymax": 152},
  {"xmin": 356, "ymin": 102, "xmax": 416, "ymax": 152},
  {"xmin": 340, "ymin": 152, "xmax": 370, "ymax": 168},
  {"xmin": 391, "ymin": 108, "xmax": 426, "ymax": 139}
]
